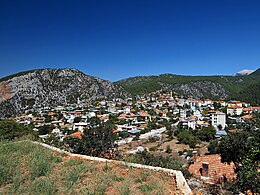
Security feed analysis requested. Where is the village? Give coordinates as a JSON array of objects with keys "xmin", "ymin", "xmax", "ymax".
[{"xmin": 13, "ymin": 90, "xmax": 260, "ymax": 187}]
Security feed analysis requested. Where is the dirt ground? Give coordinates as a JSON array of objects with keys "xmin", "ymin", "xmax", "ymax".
[
  {"xmin": 59, "ymin": 154, "xmax": 178, "ymax": 194},
  {"xmin": 119, "ymin": 134, "xmax": 209, "ymax": 160}
]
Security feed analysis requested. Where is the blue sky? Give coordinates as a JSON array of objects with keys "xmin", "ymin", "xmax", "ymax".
[{"xmin": 0, "ymin": 0, "xmax": 259, "ymax": 81}]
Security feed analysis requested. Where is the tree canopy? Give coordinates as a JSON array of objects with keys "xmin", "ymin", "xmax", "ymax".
[
  {"xmin": 213, "ymin": 113, "xmax": 260, "ymax": 194},
  {"xmin": 64, "ymin": 123, "xmax": 118, "ymax": 159},
  {"xmin": 0, "ymin": 120, "xmax": 38, "ymax": 140}
]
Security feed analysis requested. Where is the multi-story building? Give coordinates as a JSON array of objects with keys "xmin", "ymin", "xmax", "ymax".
[
  {"xmin": 211, "ymin": 111, "xmax": 226, "ymax": 129},
  {"xmin": 227, "ymin": 106, "xmax": 243, "ymax": 116}
]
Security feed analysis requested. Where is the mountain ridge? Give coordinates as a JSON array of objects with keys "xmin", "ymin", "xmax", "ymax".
[
  {"xmin": 0, "ymin": 68, "xmax": 259, "ymax": 117},
  {"xmin": 0, "ymin": 68, "xmax": 128, "ymax": 116},
  {"xmin": 115, "ymin": 72, "xmax": 260, "ymax": 102}
]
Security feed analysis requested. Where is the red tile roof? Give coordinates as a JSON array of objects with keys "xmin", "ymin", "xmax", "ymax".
[
  {"xmin": 68, "ymin": 131, "xmax": 82, "ymax": 139},
  {"xmin": 113, "ymin": 129, "xmax": 120, "ymax": 133},
  {"xmin": 139, "ymin": 111, "xmax": 151, "ymax": 117},
  {"xmin": 228, "ymin": 129, "xmax": 238, "ymax": 133},
  {"xmin": 48, "ymin": 112, "xmax": 57, "ymax": 116},
  {"xmin": 243, "ymin": 106, "xmax": 260, "ymax": 112},
  {"xmin": 241, "ymin": 114, "xmax": 253, "ymax": 119},
  {"xmin": 228, "ymin": 106, "xmax": 243, "ymax": 109},
  {"xmin": 118, "ymin": 113, "xmax": 136, "ymax": 119}
]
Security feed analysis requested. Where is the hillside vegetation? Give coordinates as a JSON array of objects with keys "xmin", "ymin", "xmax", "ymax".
[
  {"xmin": 0, "ymin": 120, "xmax": 37, "ymax": 140},
  {"xmin": 0, "ymin": 141, "xmax": 177, "ymax": 194},
  {"xmin": 115, "ymin": 73, "xmax": 260, "ymax": 102},
  {"xmin": 234, "ymin": 83, "xmax": 260, "ymax": 105}
]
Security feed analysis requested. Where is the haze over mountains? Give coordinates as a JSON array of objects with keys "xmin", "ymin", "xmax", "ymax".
[{"xmin": 0, "ymin": 68, "xmax": 259, "ymax": 117}]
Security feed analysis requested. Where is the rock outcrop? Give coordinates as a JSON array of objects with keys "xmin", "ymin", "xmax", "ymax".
[{"xmin": 0, "ymin": 68, "xmax": 128, "ymax": 116}]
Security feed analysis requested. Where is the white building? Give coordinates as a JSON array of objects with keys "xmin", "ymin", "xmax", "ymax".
[
  {"xmin": 211, "ymin": 111, "xmax": 226, "ymax": 130},
  {"xmin": 227, "ymin": 106, "xmax": 243, "ymax": 116},
  {"xmin": 180, "ymin": 109, "xmax": 186, "ymax": 118},
  {"xmin": 194, "ymin": 110, "xmax": 202, "ymax": 118},
  {"xmin": 116, "ymin": 124, "xmax": 137, "ymax": 132},
  {"xmin": 188, "ymin": 121, "xmax": 196, "ymax": 130},
  {"xmin": 73, "ymin": 122, "xmax": 88, "ymax": 132},
  {"xmin": 85, "ymin": 112, "xmax": 96, "ymax": 118}
]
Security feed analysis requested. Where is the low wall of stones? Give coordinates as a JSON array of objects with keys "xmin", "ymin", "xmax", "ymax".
[{"xmin": 33, "ymin": 141, "xmax": 192, "ymax": 195}]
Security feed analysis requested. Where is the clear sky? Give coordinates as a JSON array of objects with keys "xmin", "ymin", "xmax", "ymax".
[{"xmin": 0, "ymin": 0, "xmax": 259, "ymax": 81}]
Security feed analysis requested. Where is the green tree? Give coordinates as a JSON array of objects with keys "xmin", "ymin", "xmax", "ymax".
[
  {"xmin": 44, "ymin": 115, "xmax": 52, "ymax": 123},
  {"xmin": 73, "ymin": 117, "xmax": 81, "ymax": 123},
  {"xmin": 64, "ymin": 123, "xmax": 118, "ymax": 159},
  {"xmin": 44, "ymin": 133, "xmax": 62, "ymax": 147},
  {"xmin": 64, "ymin": 136, "xmax": 83, "ymax": 153},
  {"xmin": 166, "ymin": 129, "xmax": 174, "ymax": 140},
  {"xmin": 38, "ymin": 125, "xmax": 54, "ymax": 135},
  {"xmin": 197, "ymin": 126, "xmax": 216, "ymax": 142},
  {"xmin": 207, "ymin": 139, "xmax": 219, "ymax": 154},
  {"xmin": 109, "ymin": 114, "xmax": 119, "ymax": 123},
  {"xmin": 88, "ymin": 117, "xmax": 101, "ymax": 126},
  {"xmin": 177, "ymin": 130, "xmax": 201, "ymax": 148},
  {"xmin": 119, "ymin": 131, "xmax": 129, "ymax": 139},
  {"xmin": 0, "ymin": 120, "xmax": 38, "ymax": 140},
  {"xmin": 147, "ymin": 120, "xmax": 157, "ymax": 130},
  {"xmin": 236, "ymin": 83, "xmax": 260, "ymax": 105},
  {"xmin": 217, "ymin": 130, "xmax": 260, "ymax": 194},
  {"xmin": 213, "ymin": 102, "xmax": 221, "ymax": 110}
]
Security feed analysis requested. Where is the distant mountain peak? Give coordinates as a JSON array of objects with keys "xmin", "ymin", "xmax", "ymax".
[{"xmin": 234, "ymin": 69, "xmax": 255, "ymax": 76}]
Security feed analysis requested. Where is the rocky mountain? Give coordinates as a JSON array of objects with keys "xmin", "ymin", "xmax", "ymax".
[
  {"xmin": 0, "ymin": 68, "xmax": 128, "ymax": 116},
  {"xmin": 234, "ymin": 69, "xmax": 255, "ymax": 76},
  {"xmin": 115, "ymin": 73, "xmax": 260, "ymax": 101},
  {"xmin": 162, "ymin": 81, "xmax": 230, "ymax": 99}
]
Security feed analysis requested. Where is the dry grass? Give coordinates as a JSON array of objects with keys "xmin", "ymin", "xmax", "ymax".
[{"xmin": 0, "ymin": 140, "xmax": 178, "ymax": 194}]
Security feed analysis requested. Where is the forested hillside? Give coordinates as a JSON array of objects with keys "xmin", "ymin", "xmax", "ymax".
[{"xmin": 115, "ymin": 73, "xmax": 260, "ymax": 103}]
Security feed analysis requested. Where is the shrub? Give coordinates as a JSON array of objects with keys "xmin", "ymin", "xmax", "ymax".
[
  {"xmin": 149, "ymin": 146, "xmax": 158, "ymax": 151},
  {"xmin": 0, "ymin": 120, "xmax": 37, "ymax": 140},
  {"xmin": 165, "ymin": 145, "xmax": 172, "ymax": 154},
  {"xmin": 148, "ymin": 136, "xmax": 160, "ymax": 143},
  {"xmin": 103, "ymin": 161, "xmax": 112, "ymax": 172},
  {"xmin": 125, "ymin": 150, "xmax": 183, "ymax": 170}
]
